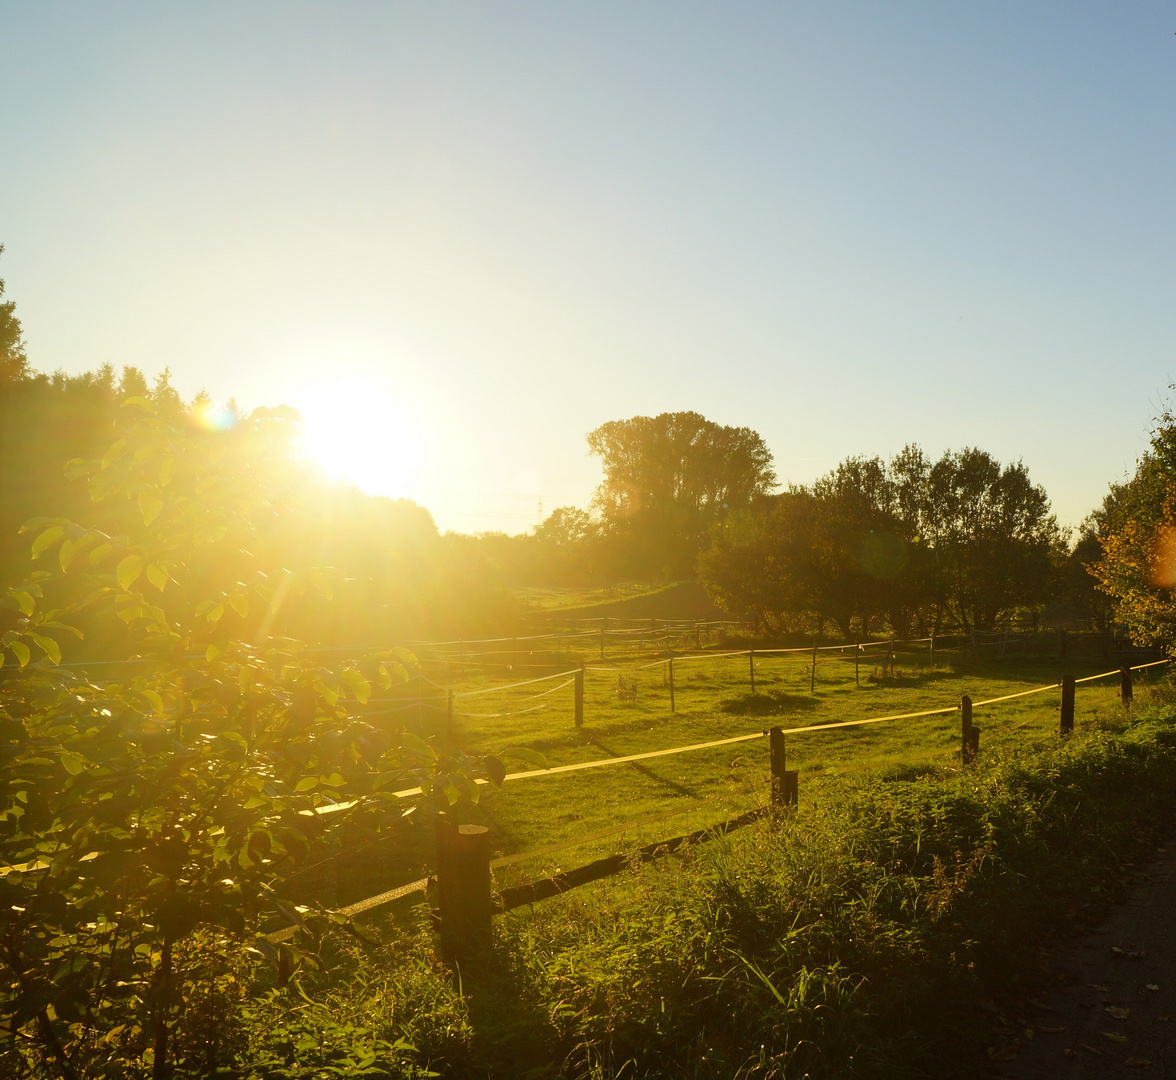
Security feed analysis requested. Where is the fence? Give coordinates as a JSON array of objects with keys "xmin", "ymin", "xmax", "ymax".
[{"xmin": 270, "ymin": 657, "xmax": 1171, "ymax": 958}]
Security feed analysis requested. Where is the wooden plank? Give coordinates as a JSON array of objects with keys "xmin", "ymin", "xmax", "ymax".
[{"xmin": 494, "ymin": 808, "xmax": 766, "ymax": 913}]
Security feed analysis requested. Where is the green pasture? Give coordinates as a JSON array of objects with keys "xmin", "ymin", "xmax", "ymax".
[{"xmin": 302, "ymin": 641, "xmax": 1158, "ymax": 912}]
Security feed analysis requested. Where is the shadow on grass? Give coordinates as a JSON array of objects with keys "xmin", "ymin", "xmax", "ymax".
[
  {"xmin": 586, "ymin": 736, "xmax": 701, "ymax": 799},
  {"xmin": 718, "ymin": 690, "xmax": 819, "ymax": 716}
]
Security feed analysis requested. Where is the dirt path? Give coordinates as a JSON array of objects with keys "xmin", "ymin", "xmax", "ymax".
[{"xmin": 987, "ymin": 846, "xmax": 1176, "ymax": 1077}]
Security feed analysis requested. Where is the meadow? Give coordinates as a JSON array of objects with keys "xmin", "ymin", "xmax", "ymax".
[
  {"xmin": 292, "ymin": 633, "xmax": 1158, "ymax": 915},
  {"xmin": 230, "ymin": 634, "xmax": 1176, "ymax": 1080}
]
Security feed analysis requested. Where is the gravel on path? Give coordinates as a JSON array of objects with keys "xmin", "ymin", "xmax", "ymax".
[{"xmin": 987, "ymin": 846, "xmax": 1176, "ymax": 1078}]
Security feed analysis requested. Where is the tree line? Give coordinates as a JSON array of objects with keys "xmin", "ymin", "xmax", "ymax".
[{"xmin": 0, "ymin": 244, "xmax": 1165, "ymax": 645}]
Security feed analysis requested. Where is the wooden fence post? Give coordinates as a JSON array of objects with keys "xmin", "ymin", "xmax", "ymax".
[
  {"xmin": 929, "ymin": 633, "xmax": 935, "ymax": 669},
  {"xmin": 1060, "ymin": 675, "xmax": 1075, "ymax": 734},
  {"xmin": 810, "ymin": 642, "xmax": 817, "ymax": 694},
  {"xmin": 961, "ymin": 694, "xmax": 979, "ymax": 765},
  {"xmin": 695, "ymin": 624, "xmax": 701, "ymax": 650},
  {"xmin": 600, "ymin": 618, "xmax": 606, "ymax": 662},
  {"xmin": 668, "ymin": 657, "xmax": 676, "ymax": 713},
  {"xmin": 575, "ymin": 664, "xmax": 584, "ymax": 728},
  {"xmin": 1121, "ymin": 664, "xmax": 1134, "ymax": 707},
  {"xmin": 769, "ymin": 726, "xmax": 798, "ymax": 808},
  {"xmin": 886, "ymin": 637, "xmax": 894, "ymax": 678},
  {"xmin": 749, "ymin": 649, "xmax": 756, "ymax": 693},
  {"xmin": 854, "ymin": 643, "xmax": 860, "ymax": 688},
  {"xmin": 435, "ymin": 818, "xmax": 492, "ymax": 963}
]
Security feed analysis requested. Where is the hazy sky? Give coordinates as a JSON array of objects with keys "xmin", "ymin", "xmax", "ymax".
[{"xmin": 2, "ymin": 3, "xmax": 1173, "ymax": 534}]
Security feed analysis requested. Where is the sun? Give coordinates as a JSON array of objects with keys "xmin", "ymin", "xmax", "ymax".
[{"xmin": 291, "ymin": 380, "xmax": 422, "ymax": 499}]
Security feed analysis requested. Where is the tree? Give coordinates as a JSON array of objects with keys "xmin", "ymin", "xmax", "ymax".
[
  {"xmin": 587, "ymin": 412, "xmax": 777, "ymax": 578},
  {"xmin": 700, "ymin": 445, "xmax": 1061, "ymax": 636},
  {"xmin": 1090, "ymin": 410, "xmax": 1176, "ymax": 645},
  {"xmin": 0, "ymin": 396, "xmax": 503, "ymax": 1078},
  {"xmin": 921, "ymin": 448, "xmax": 1062, "ymax": 631},
  {"xmin": 0, "ymin": 246, "xmax": 28, "ymax": 385}
]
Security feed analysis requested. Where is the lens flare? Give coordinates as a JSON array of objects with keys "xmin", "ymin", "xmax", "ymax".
[
  {"xmin": 1151, "ymin": 527, "xmax": 1176, "ymax": 588},
  {"xmin": 192, "ymin": 401, "xmax": 238, "ymax": 431}
]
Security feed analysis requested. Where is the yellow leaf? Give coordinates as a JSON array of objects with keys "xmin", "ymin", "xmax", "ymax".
[
  {"xmin": 159, "ymin": 457, "xmax": 176, "ymax": 486},
  {"xmin": 228, "ymin": 593, "xmax": 249, "ymax": 617},
  {"xmin": 146, "ymin": 562, "xmax": 168, "ymax": 591},
  {"xmin": 89, "ymin": 542, "xmax": 112, "ymax": 566},
  {"xmin": 11, "ymin": 591, "xmax": 34, "ymax": 616},
  {"xmin": 206, "ymin": 642, "xmax": 223, "ymax": 661},
  {"xmin": 117, "ymin": 555, "xmax": 144, "ymax": 592},
  {"xmin": 8, "ymin": 641, "xmax": 30, "ymax": 668},
  {"xmin": 138, "ymin": 490, "xmax": 163, "ymax": 526},
  {"xmin": 206, "ymin": 603, "xmax": 224, "ymax": 624}
]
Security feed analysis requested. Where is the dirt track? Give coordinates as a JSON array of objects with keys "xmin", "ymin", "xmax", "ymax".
[{"xmin": 987, "ymin": 846, "xmax": 1176, "ymax": 1077}]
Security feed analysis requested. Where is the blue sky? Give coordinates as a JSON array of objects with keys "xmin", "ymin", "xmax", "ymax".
[{"xmin": 1, "ymin": 2, "xmax": 1173, "ymax": 533}]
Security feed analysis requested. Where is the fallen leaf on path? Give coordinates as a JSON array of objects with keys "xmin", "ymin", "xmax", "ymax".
[
  {"xmin": 1146, "ymin": 984, "xmax": 1159, "ymax": 992},
  {"xmin": 1106, "ymin": 1006, "xmax": 1131, "ymax": 1020},
  {"xmin": 1125, "ymin": 1059, "xmax": 1152, "ymax": 1068},
  {"xmin": 1089, "ymin": 984, "xmax": 1110, "ymax": 992},
  {"xmin": 1079, "ymin": 1043, "xmax": 1103, "ymax": 1055},
  {"xmin": 1101, "ymin": 1031, "xmax": 1128, "ymax": 1043}
]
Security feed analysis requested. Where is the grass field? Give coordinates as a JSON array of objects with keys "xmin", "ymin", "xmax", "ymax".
[
  {"xmin": 252, "ymin": 649, "xmax": 1176, "ymax": 1080},
  {"xmin": 295, "ymin": 639, "xmax": 1161, "ymax": 914}
]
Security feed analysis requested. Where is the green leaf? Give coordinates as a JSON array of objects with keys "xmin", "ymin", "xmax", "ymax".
[
  {"xmin": 399, "ymin": 731, "xmax": 433, "ymax": 759},
  {"xmin": 206, "ymin": 603, "xmax": 225, "ymax": 624},
  {"xmin": 31, "ymin": 525, "xmax": 65, "ymax": 560},
  {"xmin": 321, "ymin": 773, "xmax": 345, "ymax": 787},
  {"xmin": 89, "ymin": 541, "xmax": 112, "ymax": 566},
  {"xmin": 29, "ymin": 634, "xmax": 61, "ymax": 666},
  {"xmin": 121, "ymin": 396, "xmax": 154, "ymax": 412},
  {"xmin": 340, "ymin": 668, "xmax": 370, "ymax": 704},
  {"xmin": 101, "ymin": 438, "xmax": 128, "ymax": 468},
  {"xmin": 228, "ymin": 593, "xmax": 249, "ymax": 617},
  {"xmin": 159, "ymin": 457, "xmax": 176, "ymax": 486},
  {"xmin": 10, "ymin": 591, "xmax": 34, "ymax": 616},
  {"xmin": 140, "ymin": 689, "xmax": 164, "ymax": 714},
  {"xmin": 504, "ymin": 746, "xmax": 549, "ymax": 769},
  {"xmin": 138, "ymin": 490, "xmax": 163, "ymax": 526},
  {"xmin": 146, "ymin": 562, "xmax": 169, "ymax": 591},
  {"xmin": 59, "ymin": 751, "xmax": 88, "ymax": 776},
  {"xmin": 483, "ymin": 755, "xmax": 507, "ymax": 787},
  {"xmin": 117, "ymin": 554, "xmax": 144, "ymax": 592},
  {"xmin": 294, "ymin": 777, "xmax": 319, "ymax": 792},
  {"xmin": 206, "ymin": 642, "xmax": 223, "ymax": 661},
  {"xmin": 313, "ymin": 680, "xmax": 339, "ymax": 707},
  {"xmin": 59, "ymin": 534, "xmax": 94, "ymax": 571}
]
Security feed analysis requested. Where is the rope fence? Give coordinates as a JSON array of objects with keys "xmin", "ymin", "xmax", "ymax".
[{"xmin": 278, "ymin": 655, "xmax": 1171, "ymax": 958}]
